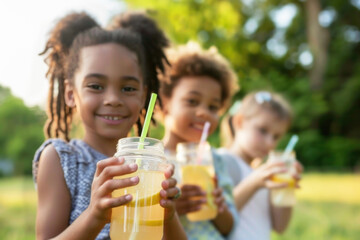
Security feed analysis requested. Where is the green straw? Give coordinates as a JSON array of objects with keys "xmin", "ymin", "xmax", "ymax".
[{"xmin": 136, "ymin": 93, "xmax": 157, "ymax": 165}]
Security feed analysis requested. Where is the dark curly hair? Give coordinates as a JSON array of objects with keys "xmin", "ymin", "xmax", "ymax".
[
  {"xmin": 40, "ymin": 11, "xmax": 169, "ymax": 141},
  {"xmin": 159, "ymin": 42, "xmax": 238, "ymax": 112}
]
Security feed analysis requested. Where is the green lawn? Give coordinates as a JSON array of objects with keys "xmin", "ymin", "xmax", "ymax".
[{"xmin": 0, "ymin": 174, "xmax": 359, "ymax": 240}]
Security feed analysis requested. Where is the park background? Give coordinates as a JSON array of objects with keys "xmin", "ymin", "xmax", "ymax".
[{"xmin": 0, "ymin": 0, "xmax": 359, "ymax": 239}]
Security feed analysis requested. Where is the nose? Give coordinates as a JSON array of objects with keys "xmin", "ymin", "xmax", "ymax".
[
  {"xmin": 103, "ymin": 88, "xmax": 123, "ymax": 107},
  {"xmin": 195, "ymin": 105, "xmax": 211, "ymax": 120}
]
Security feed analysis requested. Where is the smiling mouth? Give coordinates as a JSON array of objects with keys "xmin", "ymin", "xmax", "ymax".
[
  {"xmin": 192, "ymin": 123, "xmax": 206, "ymax": 131},
  {"xmin": 102, "ymin": 115, "xmax": 122, "ymax": 120}
]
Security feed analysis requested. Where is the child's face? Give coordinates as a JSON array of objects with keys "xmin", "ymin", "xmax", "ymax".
[
  {"xmin": 235, "ymin": 110, "xmax": 288, "ymax": 160},
  {"xmin": 163, "ymin": 76, "xmax": 222, "ymax": 144},
  {"xmin": 66, "ymin": 43, "xmax": 145, "ymax": 141}
]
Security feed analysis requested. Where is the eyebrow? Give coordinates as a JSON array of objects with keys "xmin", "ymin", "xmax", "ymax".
[
  {"xmin": 84, "ymin": 73, "xmax": 140, "ymax": 83},
  {"xmin": 188, "ymin": 91, "xmax": 221, "ymax": 103}
]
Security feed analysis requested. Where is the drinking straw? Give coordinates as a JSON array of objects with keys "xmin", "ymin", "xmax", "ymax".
[
  {"xmin": 196, "ymin": 121, "xmax": 211, "ymax": 164},
  {"xmin": 282, "ymin": 134, "xmax": 299, "ymax": 160},
  {"xmin": 136, "ymin": 93, "xmax": 157, "ymax": 165}
]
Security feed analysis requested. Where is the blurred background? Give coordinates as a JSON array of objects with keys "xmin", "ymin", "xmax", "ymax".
[{"xmin": 0, "ymin": 0, "xmax": 359, "ymax": 239}]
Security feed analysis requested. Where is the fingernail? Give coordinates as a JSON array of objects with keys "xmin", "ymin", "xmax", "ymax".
[
  {"xmin": 117, "ymin": 157, "xmax": 124, "ymax": 163},
  {"xmin": 130, "ymin": 176, "xmax": 138, "ymax": 183},
  {"xmin": 129, "ymin": 163, "xmax": 137, "ymax": 170},
  {"xmin": 125, "ymin": 194, "xmax": 132, "ymax": 201}
]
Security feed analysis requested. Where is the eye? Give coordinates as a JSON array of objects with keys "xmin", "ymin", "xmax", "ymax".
[
  {"xmin": 122, "ymin": 86, "xmax": 137, "ymax": 92},
  {"xmin": 209, "ymin": 104, "xmax": 220, "ymax": 112},
  {"xmin": 258, "ymin": 127, "xmax": 267, "ymax": 135},
  {"xmin": 186, "ymin": 98, "xmax": 198, "ymax": 106},
  {"xmin": 87, "ymin": 84, "xmax": 103, "ymax": 90}
]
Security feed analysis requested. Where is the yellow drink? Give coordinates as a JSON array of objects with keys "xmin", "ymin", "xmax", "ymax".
[
  {"xmin": 269, "ymin": 151, "xmax": 297, "ymax": 207},
  {"xmin": 110, "ymin": 169, "xmax": 164, "ymax": 240},
  {"xmin": 181, "ymin": 165, "xmax": 217, "ymax": 221}
]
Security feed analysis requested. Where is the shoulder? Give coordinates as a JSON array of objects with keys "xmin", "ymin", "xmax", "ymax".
[{"xmin": 33, "ymin": 139, "xmax": 77, "ymax": 184}]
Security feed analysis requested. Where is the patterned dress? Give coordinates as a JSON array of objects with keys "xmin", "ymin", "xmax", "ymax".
[{"xmin": 33, "ymin": 139, "xmax": 110, "ymax": 240}]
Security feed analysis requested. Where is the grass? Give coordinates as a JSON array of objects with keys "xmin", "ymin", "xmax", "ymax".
[{"xmin": 0, "ymin": 174, "xmax": 359, "ymax": 239}]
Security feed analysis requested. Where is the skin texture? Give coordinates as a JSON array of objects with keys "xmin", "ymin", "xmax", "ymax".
[
  {"xmin": 162, "ymin": 76, "xmax": 234, "ymax": 236},
  {"xmin": 229, "ymin": 110, "xmax": 303, "ymax": 234},
  {"xmin": 36, "ymin": 43, "xmax": 187, "ymax": 240}
]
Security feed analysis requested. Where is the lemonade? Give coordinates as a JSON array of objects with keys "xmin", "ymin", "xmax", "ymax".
[
  {"xmin": 110, "ymin": 169, "xmax": 164, "ymax": 240},
  {"xmin": 110, "ymin": 137, "xmax": 167, "ymax": 240},
  {"xmin": 181, "ymin": 165, "xmax": 217, "ymax": 221},
  {"xmin": 269, "ymin": 151, "xmax": 297, "ymax": 207}
]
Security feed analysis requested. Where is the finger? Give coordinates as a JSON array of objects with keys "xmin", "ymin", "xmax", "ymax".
[
  {"xmin": 181, "ymin": 184, "xmax": 206, "ymax": 194},
  {"xmin": 264, "ymin": 166, "xmax": 287, "ymax": 179},
  {"xmin": 212, "ymin": 188, "xmax": 223, "ymax": 198},
  {"xmin": 161, "ymin": 177, "xmax": 177, "ymax": 190},
  {"xmin": 180, "ymin": 189, "xmax": 206, "ymax": 198},
  {"xmin": 97, "ymin": 176, "xmax": 139, "ymax": 197},
  {"xmin": 96, "ymin": 163, "xmax": 138, "ymax": 187},
  {"xmin": 95, "ymin": 157, "xmax": 124, "ymax": 177},
  {"xmin": 98, "ymin": 194, "xmax": 133, "ymax": 210},
  {"xmin": 176, "ymin": 200, "xmax": 204, "ymax": 214},
  {"xmin": 265, "ymin": 180, "xmax": 288, "ymax": 189},
  {"xmin": 160, "ymin": 186, "xmax": 179, "ymax": 199},
  {"xmin": 295, "ymin": 161, "xmax": 304, "ymax": 173},
  {"xmin": 164, "ymin": 164, "xmax": 175, "ymax": 179}
]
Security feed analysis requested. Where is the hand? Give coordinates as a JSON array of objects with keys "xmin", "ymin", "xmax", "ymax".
[
  {"xmin": 175, "ymin": 184, "xmax": 206, "ymax": 216},
  {"xmin": 160, "ymin": 164, "xmax": 181, "ymax": 220},
  {"xmin": 292, "ymin": 160, "xmax": 304, "ymax": 188},
  {"xmin": 212, "ymin": 187, "xmax": 226, "ymax": 214},
  {"xmin": 248, "ymin": 161, "xmax": 288, "ymax": 190},
  {"xmin": 87, "ymin": 157, "xmax": 139, "ymax": 225}
]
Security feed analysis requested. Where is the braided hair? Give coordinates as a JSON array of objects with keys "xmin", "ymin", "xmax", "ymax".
[{"xmin": 40, "ymin": 11, "xmax": 169, "ymax": 140}]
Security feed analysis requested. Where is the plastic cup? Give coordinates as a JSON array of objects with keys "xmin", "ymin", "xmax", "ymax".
[
  {"xmin": 110, "ymin": 137, "xmax": 167, "ymax": 240},
  {"xmin": 268, "ymin": 151, "xmax": 297, "ymax": 207},
  {"xmin": 176, "ymin": 142, "xmax": 217, "ymax": 221}
]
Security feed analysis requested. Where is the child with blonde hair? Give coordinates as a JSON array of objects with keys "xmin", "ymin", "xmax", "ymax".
[
  {"xmin": 218, "ymin": 91, "xmax": 303, "ymax": 240},
  {"xmin": 158, "ymin": 41, "xmax": 238, "ymax": 240}
]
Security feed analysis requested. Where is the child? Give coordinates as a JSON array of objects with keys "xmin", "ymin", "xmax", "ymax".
[
  {"xmin": 218, "ymin": 91, "xmax": 303, "ymax": 240},
  {"xmin": 32, "ymin": 11, "xmax": 186, "ymax": 240},
  {"xmin": 158, "ymin": 42, "xmax": 238, "ymax": 239}
]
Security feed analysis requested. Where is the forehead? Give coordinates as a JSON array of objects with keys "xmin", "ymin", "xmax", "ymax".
[
  {"xmin": 173, "ymin": 76, "xmax": 221, "ymax": 98},
  {"xmin": 77, "ymin": 43, "xmax": 141, "ymax": 78},
  {"xmin": 250, "ymin": 110, "xmax": 289, "ymax": 133}
]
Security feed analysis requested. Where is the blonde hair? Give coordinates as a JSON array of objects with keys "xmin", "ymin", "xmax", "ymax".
[
  {"xmin": 221, "ymin": 91, "xmax": 293, "ymax": 148},
  {"xmin": 159, "ymin": 41, "xmax": 238, "ymax": 112}
]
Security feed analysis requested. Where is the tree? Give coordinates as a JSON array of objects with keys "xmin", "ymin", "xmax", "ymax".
[
  {"xmin": 121, "ymin": 0, "xmax": 360, "ymax": 170},
  {"xmin": 0, "ymin": 86, "xmax": 45, "ymax": 175}
]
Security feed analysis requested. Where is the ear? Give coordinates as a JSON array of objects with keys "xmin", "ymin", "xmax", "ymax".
[
  {"xmin": 64, "ymin": 80, "xmax": 76, "ymax": 108},
  {"xmin": 232, "ymin": 113, "xmax": 243, "ymax": 130}
]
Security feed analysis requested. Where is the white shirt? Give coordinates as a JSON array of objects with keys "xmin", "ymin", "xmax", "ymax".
[{"xmin": 217, "ymin": 148, "xmax": 272, "ymax": 240}]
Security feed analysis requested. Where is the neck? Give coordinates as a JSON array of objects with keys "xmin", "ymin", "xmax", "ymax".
[
  {"xmin": 83, "ymin": 134, "xmax": 118, "ymax": 157},
  {"xmin": 228, "ymin": 144, "xmax": 253, "ymax": 165}
]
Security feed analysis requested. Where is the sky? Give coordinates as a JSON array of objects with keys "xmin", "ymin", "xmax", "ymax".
[{"xmin": 0, "ymin": 0, "xmax": 126, "ymax": 107}]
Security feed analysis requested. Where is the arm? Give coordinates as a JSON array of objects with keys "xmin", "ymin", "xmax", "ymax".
[
  {"xmin": 233, "ymin": 161, "xmax": 288, "ymax": 211},
  {"xmin": 211, "ymin": 187, "xmax": 234, "ymax": 236},
  {"xmin": 36, "ymin": 146, "xmax": 138, "ymax": 240}
]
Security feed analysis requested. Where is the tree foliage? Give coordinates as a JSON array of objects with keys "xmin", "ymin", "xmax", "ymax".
[
  {"xmin": 0, "ymin": 86, "xmax": 45, "ymax": 175},
  {"xmin": 124, "ymin": 0, "xmax": 360, "ymax": 170}
]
